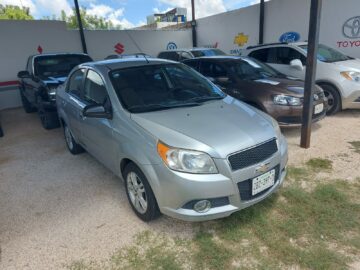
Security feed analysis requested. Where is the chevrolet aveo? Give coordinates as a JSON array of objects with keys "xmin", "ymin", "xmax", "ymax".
[{"xmin": 56, "ymin": 58, "xmax": 288, "ymax": 222}]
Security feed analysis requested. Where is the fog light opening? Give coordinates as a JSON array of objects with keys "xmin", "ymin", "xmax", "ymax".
[{"xmin": 193, "ymin": 200, "xmax": 211, "ymax": 213}]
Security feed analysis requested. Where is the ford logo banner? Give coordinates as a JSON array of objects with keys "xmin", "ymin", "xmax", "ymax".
[{"xmin": 279, "ymin": 32, "xmax": 301, "ymax": 43}]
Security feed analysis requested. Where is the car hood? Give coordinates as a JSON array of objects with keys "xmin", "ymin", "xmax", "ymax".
[
  {"xmin": 131, "ymin": 96, "xmax": 277, "ymax": 158},
  {"xmin": 331, "ymin": 59, "xmax": 360, "ymax": 72}
]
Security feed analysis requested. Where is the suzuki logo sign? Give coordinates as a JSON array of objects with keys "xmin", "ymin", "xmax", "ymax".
[{"xmin": 343, "ymin": 16, "xmax": 360, "ymax": 39}]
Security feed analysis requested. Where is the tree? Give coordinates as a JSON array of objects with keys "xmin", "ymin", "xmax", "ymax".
[
  {"xmin": 0, "ymin": 5, "xmax": 33, "ymax": 20},
  {"xmin": 61, "ymin": 8, "xmax": 122, "ymax": 30}
]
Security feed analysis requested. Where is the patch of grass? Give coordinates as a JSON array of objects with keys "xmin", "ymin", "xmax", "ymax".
[
  {"xmin": 287, "ymin": 166, "xmax": 311, "ymax": 181},
  {"xmin": 349, "ymin": 141, "xmax": 360, "ymax": 154},
  {"xmin": 306, "ymin": 158, "xmax": 333, "ymax": 171}
]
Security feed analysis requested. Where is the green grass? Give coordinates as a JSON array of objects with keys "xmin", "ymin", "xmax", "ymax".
[
  {"xmin": 349, "ymin": 141, "xmax": 360, "ymax": 154},
  {"xmin": 68, "ymin": 164, "xmax": 359, "ymax": 270},
  {"xmin": 306, "ymin": 158, "xmax": 333, "ymax": 171}
]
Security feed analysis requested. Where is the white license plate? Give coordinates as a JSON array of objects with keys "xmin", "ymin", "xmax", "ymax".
[
  {"xmin": 314, "ymin": 103, "xmax": 324, "ymax": 114},
  {"xmin": 252, "ymin": 169, "xmax": 276, "ymax": 196}
]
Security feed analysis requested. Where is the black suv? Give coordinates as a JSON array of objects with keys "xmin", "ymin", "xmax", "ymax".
[{"xmin": 18, "ymin": 53, "xmax": 93, "ymax": 129}]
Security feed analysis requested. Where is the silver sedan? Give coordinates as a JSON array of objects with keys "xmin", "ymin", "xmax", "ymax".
[{"xmin": 56, "ymin": 58, "xmax": 288, "ymax": 222}]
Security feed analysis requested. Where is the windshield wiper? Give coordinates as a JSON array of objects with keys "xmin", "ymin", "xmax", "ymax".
[
  {"xmin": 128, "ymin": 102, "xmax": 201, "ymax": 113},
  {"xmin": 187, "ymin": 96, "xmax": 224, "ymax": 103}
]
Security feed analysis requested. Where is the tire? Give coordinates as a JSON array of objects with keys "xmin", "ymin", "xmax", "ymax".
[
  {"xmin": 20, "ymin": 90, "xmax": 36, "ymax": 113},
  {"xmin": 124, "ymin": 163, "xmax": 160, "ymax": 222},
  {"xmin": 38, "ymin": 107, "xmax": 60, "ymax": 130},
  {"xmin": 319, "ymin": 84, "xmax": 341, "ymax": 115},
  {"xmin": 63, "ymin": 123, "xmax": 84, "ymax": 155}
]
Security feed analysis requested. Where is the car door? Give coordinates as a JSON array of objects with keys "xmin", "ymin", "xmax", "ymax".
[
  {"xmin": 64, "ymin": 68, "xmax": 87, "ymax": 141},
  {"xmin": 80, "ymin": 69, "xmax": 117, "ymax": 170},
  {"xmin": 23, "ymin": 57, "xmax": 37, "ymax": 104}
]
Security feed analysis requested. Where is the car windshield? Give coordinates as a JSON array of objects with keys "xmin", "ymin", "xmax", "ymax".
[
  {"xmin": 299, "ymin": 44, "xmax": 351, "ymax": 63},
  {"xmin": 191, "ymin": 49, "xmax": 227, "ymax": 57},
  {"xmin": 34, "ymin": 54, "xmax": 92, "ymax": 77},
  {"xmin": 225, "ymin": 58, "xmax": 282, "ymax": 80},
  {"xmin": 110, "ymin": 63, "xmax": 225, "ymax": 113}
]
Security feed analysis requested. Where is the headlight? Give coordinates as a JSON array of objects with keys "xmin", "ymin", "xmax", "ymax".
[
  {"xmin": 340, "ymin": 71, "xmax": 360, "ymax": 82},
  {"xmin": 273, "ymin": 95, "xmax": 302, "ymax": 106},
  {"xmin": 157, "ymin": 141, "xmax": 218, "ymax": 174}
]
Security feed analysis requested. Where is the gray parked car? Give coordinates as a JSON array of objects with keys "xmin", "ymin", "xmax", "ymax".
[{"xmin": 56, "ymin": 58, "xmax": 288, "ymax": 222}]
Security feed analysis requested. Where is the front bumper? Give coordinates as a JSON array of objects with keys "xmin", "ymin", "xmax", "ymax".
[
  {"xmin": 142, "ymin": 135, "xmax": 288, "ymax": 222},
  {"xmin": 265, "ymin": 100, "xmax": 327, "ymax": 127}
]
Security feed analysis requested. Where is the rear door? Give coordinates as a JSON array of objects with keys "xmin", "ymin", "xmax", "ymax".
[{"xmin": 64, "ymin": 68, "xmax": 87, "ymax": 142}]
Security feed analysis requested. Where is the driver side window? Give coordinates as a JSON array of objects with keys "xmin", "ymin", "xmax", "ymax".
[{"xmin": 84, "ymin": 70, "xmax": 108, "ymax": 105}]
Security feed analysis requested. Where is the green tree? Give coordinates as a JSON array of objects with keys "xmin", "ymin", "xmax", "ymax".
[
  {"xmin": 0, "ymin": 5, "xmax": 33, "ymax": 20},
  {"xmin": 61, "ymin": 8, "xmax": 122, "ymax": 30}
]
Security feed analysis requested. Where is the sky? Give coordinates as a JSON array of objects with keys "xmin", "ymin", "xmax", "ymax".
[{"xmin": 0, "ymin": 0, "xmax": 262, "ymax": 29}]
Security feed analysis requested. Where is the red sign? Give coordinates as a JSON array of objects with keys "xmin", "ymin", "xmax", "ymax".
[
  {"xmin": 37, "ymin": 45, "xmax": 43, "ymax": 54},
  {"xmin": 114, "ymin": 43, "xmax": 124, "ymax": 54},
  {"xmin": 337, "ymin": 40, "xmax": 360, "ymax": 48}
]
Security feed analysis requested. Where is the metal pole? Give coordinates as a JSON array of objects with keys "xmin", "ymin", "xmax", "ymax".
[
  {"xmin": 191, "ymin": 0, "xmax": 197, "ymax": 47},
  {"xmin": 259, "ymin": 0, "xmax": 265, "ymax": 44},
  {"xmin": 300, "ymin": 0, "xmax": 322, "ymax": 148},
  {"xmin": 74, "ymin": 0, "xmax": 88, "ymax": 54}
]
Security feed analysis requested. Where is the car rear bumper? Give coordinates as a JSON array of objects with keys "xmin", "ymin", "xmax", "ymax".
[{"xmin": 142, "ymin": 135, "xmax": 288, "ymax": 222}]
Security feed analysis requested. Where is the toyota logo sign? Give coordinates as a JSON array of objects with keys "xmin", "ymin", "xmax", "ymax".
[{"xmin": 343, "ymin": 16, "xmax": 360, "ymax": 39}]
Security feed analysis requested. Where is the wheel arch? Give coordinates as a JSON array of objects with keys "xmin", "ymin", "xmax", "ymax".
[{"xmin": 316, "ymin": 80, "xmax": 343, "ymax": 109}]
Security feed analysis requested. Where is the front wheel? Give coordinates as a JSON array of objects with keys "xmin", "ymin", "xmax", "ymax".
[
  {"xmin": 320, "ymin": 84, "xmax": 341, "ymax": 115},
  {"xmin": 20, "ymin": 90, "xmax": 36, "ymax": 113},
  {"xmin": 124, "ymin": 163, "xmax": 160, "ymax": 222}
]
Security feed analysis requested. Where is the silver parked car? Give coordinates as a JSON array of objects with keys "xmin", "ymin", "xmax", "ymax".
[{"xmin": 56, "ymin": 58, "xmax": 288, "ymax": 222}]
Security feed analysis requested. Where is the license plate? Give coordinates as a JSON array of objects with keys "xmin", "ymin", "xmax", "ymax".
[
  {"xmin": 314, "ymin": 103, "xmax": 324, "ymax": 114},
  {"xmin": 252, "ymin": 169, "xmax": 276, "ymax": 196}
]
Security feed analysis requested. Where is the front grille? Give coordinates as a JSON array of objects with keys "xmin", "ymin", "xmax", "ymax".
[
  {"xmin": 228, "ymin": 139, "xmax": 278, "ymax": 171},
  {"xmin": 237, "ymin": 165, "xmax": 280, "ymax": 201}
]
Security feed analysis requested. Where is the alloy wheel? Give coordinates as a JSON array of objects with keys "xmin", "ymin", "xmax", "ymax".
[
  {"xmin": 127, "ymin": 172, "xmax": 148, "ymax": 214},
  {"xmin": 324, "ymin": 90, "xmax": 335, "ymax": 112}
]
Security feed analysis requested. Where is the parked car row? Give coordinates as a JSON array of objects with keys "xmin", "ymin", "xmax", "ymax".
[{"xmin": 15, "ymin": 42, "xmax": 359, "ymax": 222}]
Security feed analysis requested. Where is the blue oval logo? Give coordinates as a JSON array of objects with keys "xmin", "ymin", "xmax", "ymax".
[
  {"xmin": 279, "ymin": 32, "xmax": 301, "ymax": 43},
  {"xmin": 166, "ymin": 42, "xmax": 177, "ymax": 50}
]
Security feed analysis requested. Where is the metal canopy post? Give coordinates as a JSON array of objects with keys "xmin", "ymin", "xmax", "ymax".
[
  {"xmin": 191, "ymin": 0, "xmax": 197, "ymax": 47},
  {"xmin": 259, "ymin": 0, "xmax": 265, "ymax": 44},
  {"xmin": 300, "ymin": 0, "xmax": 323, "ymax": 148},
  {"xmin": 74, "ymin": 0, "xmax": 88, "ymax": 54}
]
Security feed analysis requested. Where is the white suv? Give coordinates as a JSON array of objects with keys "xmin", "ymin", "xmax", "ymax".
[{"xmin": 243, "ymin": 42, "xmax": 360, "ymax": 115}]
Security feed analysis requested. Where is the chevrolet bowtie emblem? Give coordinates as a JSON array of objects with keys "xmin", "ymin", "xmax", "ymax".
[{"xmin": 256, "ymin": 163, "xmax": 270, "ymax": 174}]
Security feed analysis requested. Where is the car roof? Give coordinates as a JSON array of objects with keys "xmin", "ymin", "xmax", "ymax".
[
  {"xmin": 31, "ymin": 53, "xmax": 90, "ymax": 58},
  {"xmin": 184, "ymin": 56, "xmax": 243, "ymax": 61},
  {"xmin": 81, "ymin": 57, "xmax": 178, "ymax": 70},
  {"xmin": 159, "ymin": 47, "xmax": 220, "ymax": 53},
  {"xmin": 246, "ymin": 42, "xmax": 308, "ymax": 50}
]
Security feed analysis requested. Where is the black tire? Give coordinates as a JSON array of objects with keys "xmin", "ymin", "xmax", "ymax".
[
  {"xmin": 20, "ymin": 90, "xmax": 36, "ymax": 113},
  {"xmin": 38, "ymin": 107, "xmax": 60, "ymax": 130},
  {"xmin": 63, "ymin": 123, "xmax": 84, "ymax": 155},
  {"xmin": 124, "ymin": 163, "xmax": 160, "ymax": 222},
  {"xmin": 319, "ymin": 84, "xmax": 341, "ymax": 115}
]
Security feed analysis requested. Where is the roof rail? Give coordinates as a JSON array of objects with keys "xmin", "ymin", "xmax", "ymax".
[{"xmin": 246, "ymin": 42, "xmax": 288, "ymax": 50}]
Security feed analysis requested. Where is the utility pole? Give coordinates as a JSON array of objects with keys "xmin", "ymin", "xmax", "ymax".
[
  {"xmin": 259, "ymin": 0, "xmax": 265, "ymax": 44},
  {"xmin": 191, "ymin": 0, "xmax": 197, "ymax": 47},
  {"xmin": 74, "ymin": 0, "xmax": 88, "ymax": 54},
  {"xmin": 300, "ymin": 0, "xmax": 323, "ymax": 148}
]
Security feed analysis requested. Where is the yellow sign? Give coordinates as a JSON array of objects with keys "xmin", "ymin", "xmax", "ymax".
[{"xmin": 234, "ymin": 33, "xmax": 249, "ymax": 47}]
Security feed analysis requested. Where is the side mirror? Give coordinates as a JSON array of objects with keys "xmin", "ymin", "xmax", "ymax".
[
  {"xmin": 290, "ymin": 59, "xmax": 304, "ymax": 71},
  {"xmin": 83, "ymin": 104, "xmax": 112, "ymax": 119},
  {"xmin": 17, "ymin": 70, "xmax": 31, "ymax": 79}
]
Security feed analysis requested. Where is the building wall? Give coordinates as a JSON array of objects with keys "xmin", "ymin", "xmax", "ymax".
[
  {"xmin": 0, "ymin": 20, "xmax": 192, "ymax": 110},
  {"xmin": 196, "ymin": 0, "xmax": 360, "ymax": 58}
]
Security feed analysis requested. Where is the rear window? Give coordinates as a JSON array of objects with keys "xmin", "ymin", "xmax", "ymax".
[
  {"xmin": 191, "ymin": 49, "xmax": 226, "ymax": 57},
  {"xmin": 34, "ymin": 54, "xmax": 92, "ymax": 77},
  {"xmin": 157, "ymin": 51, "xmax": 179, "ymax": 61}
]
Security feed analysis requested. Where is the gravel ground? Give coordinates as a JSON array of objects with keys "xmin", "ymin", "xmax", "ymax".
[{"xmin": 0, "ymin": 108, "xmax": 359, "ymax": 269}]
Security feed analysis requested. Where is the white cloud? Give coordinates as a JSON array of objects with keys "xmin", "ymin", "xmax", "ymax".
[
  {"xmin": 157, "ymin": 0, "xmax": 226, "ymax": 19},
  {"xmin": 153, "ymin": 7, "xmax": 172, "ymax": 14}
]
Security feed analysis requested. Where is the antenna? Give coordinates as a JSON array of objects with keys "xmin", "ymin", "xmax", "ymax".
[{"xmin": 125, "ymin": 30, "xmax": 150, "ymax": 64}]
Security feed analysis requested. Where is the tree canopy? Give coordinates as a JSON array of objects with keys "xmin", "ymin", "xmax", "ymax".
[
  {"xmin": 0, "ymin": 4, "xmax": 122, "ymax": 30},
  {"xmin": 0, "ymin": 5, "xmax": 33, "ymax": 20}
]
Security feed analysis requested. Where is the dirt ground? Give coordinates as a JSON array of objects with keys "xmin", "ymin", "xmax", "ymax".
[{"xmin": 0, "ymin": 108, "xmax": 359, "ymax": 270}]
